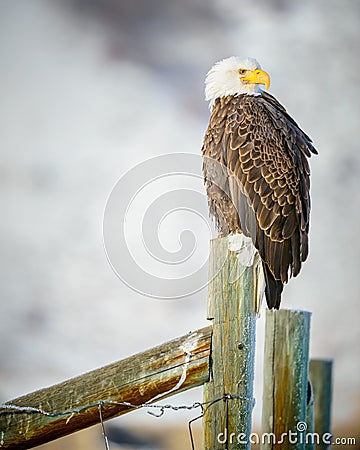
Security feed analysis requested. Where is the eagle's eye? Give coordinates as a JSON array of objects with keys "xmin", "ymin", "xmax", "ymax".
[{"xmin": 238, "ymin": 68, "xmax": 247, "ymax": 75}]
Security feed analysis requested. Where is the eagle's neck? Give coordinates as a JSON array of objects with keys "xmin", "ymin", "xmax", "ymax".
[
  {"xmin": 207, "ymin": 91, "xmax": 261, "ymax": 110},
  {"xmin": 205, "ymin": 90, "xmax": 263, "ymax": 109}
]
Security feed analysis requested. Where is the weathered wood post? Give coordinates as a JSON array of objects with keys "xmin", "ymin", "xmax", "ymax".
[
  {"xmin": 261, "ymin": 309, "xmax": 311, "ymax": 450},
  {"xmin": 309, "ymin": 359, "xmax": 333, "ymax": 449},
  {"xmin": 305, "ymin": 380, "xmax": 314, "ymax": 450},
  {"xmin": 203, "ymin": 235, "xmax": 261, "ymax": 449}
]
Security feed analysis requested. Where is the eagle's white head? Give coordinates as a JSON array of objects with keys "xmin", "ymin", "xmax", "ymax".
[{"xmin": 205, "ymin": 56, "xmax": 270, "ymax": 108}]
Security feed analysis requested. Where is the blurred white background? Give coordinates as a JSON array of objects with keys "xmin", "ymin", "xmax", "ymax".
[{"xmin": 1, "ymin": 0, "xmax": 359, "ymax": 447}]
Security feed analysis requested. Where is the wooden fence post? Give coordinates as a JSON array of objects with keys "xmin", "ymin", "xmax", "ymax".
[
  {"xmin": 203, "ymin": 236, "xmax": 261, "ymax": 449},
  {"xmin": 309, "ymin": 359, "xmax": 333, "ymax": 449},
  {"xmin": 305, "ymin": 380, "xmax": 314, "ymax": 450},
  {"xmin": 261, "ymin": 309, "xmax": 311, "ymax": 450}
]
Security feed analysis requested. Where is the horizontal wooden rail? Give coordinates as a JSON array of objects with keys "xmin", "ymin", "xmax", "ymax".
[{"xmin": 0, "ymin": 326, "xmax": 211, "ymax": 449}]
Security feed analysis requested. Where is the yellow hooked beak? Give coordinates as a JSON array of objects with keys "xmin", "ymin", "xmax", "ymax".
[{"xmin": 240, "ymin": 69, "xmax": 270, "ymax": 90}]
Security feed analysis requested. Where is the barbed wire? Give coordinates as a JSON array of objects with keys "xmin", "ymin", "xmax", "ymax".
[{"xmin": 0, "ymin": 393, "xmax": 254, "ymax": 450}]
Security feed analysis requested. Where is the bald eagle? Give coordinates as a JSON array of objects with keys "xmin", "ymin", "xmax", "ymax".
[{"xmin": 202, "ymin": 57, "xmax": 317, "ymax": 309}]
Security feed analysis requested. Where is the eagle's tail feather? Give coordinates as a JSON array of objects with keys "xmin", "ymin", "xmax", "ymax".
[{"xmin": 262, "ymin": 262, "xmax": 283, "ymax": 309}]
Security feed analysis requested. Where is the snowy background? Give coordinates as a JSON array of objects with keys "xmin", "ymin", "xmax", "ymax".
[{"xmin": 1, "ymin": 0, "xmax": 359, "ymax": 447}]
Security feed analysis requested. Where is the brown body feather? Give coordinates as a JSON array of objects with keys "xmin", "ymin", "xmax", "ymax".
[{"xmin": 202, "ymin": 92, "xmax": 317, "ymax": 308}]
